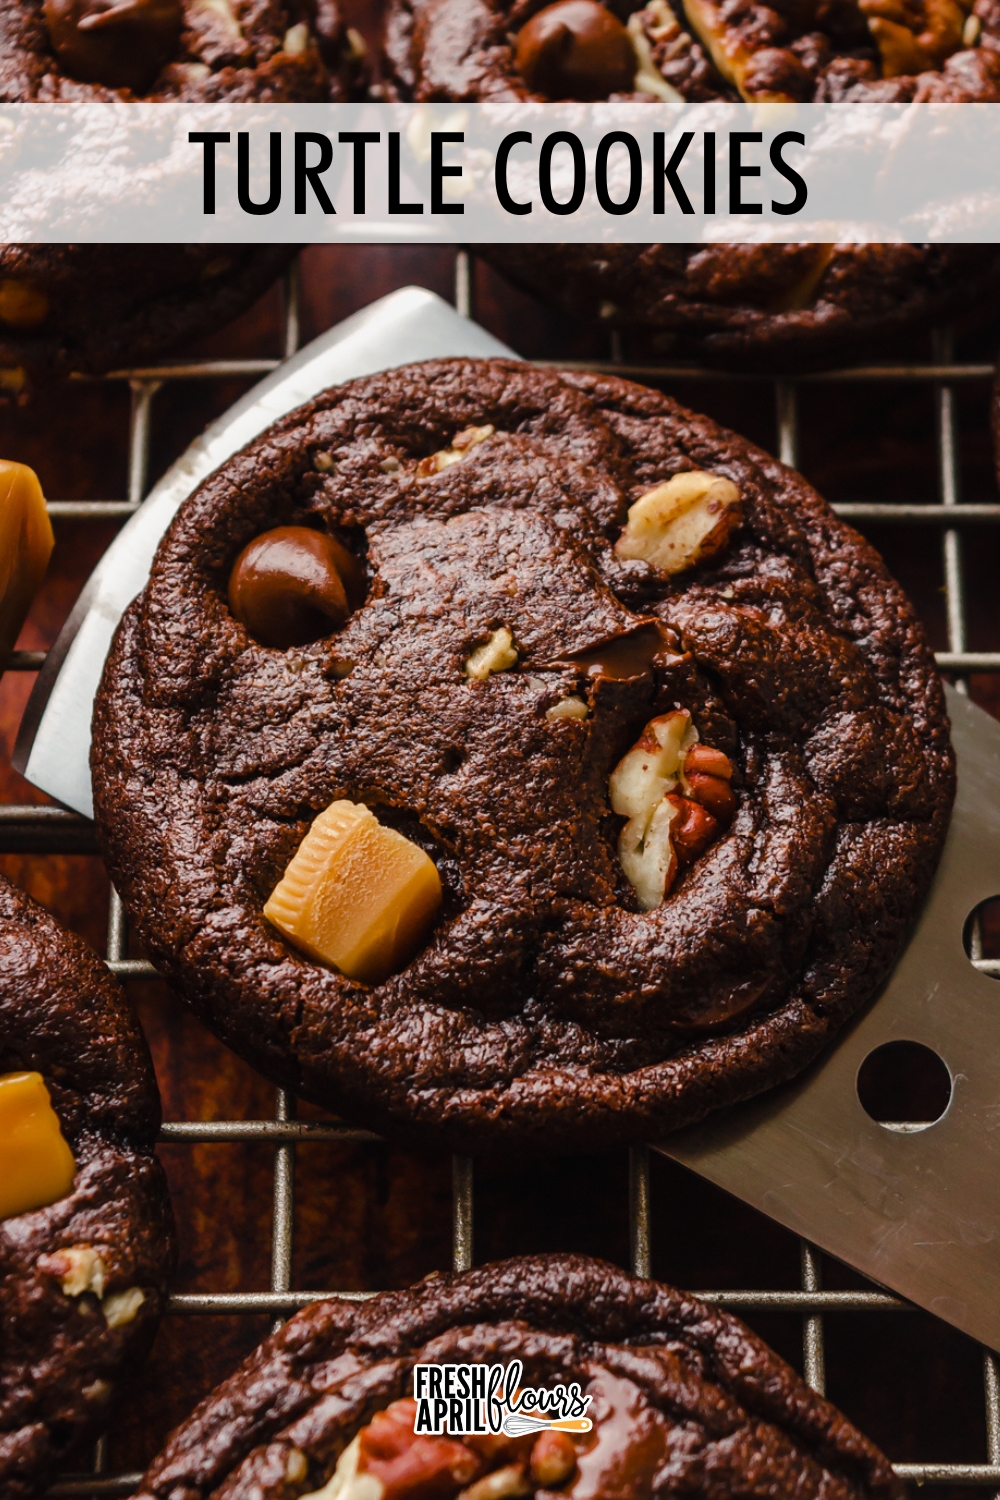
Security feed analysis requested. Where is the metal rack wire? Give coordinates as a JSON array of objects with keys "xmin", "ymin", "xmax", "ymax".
[{"xmin": 15, "ymin": 249, "xmax": 998, "ymax": 1495}]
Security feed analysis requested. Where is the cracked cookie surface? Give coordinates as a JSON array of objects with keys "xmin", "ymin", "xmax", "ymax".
[
  {"xmin": 130, "ymin": 1255, "xmax": 904, "ymax": 1500},
  {"xmin": 92, "ymin": 356, "xmax": 953, "ymax": 1152},
  {"xmin": 0, "ymin": 874, "xmax": 175, "ymax": 1500}
]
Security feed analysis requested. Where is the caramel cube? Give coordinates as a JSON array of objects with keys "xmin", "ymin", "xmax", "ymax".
[
  {"xmin": 0, "ymin": 1071, "xmax": 76, "ymax": 1222},
  {"xmin": 0, "ymin": 461, "xmax": 54, "ymax": 670},
  {"xmin": 264, "ymin": 801, "xmax": 443, "ymax": 984}
]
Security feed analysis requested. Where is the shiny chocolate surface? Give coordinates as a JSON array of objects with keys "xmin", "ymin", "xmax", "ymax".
[
  {"xmin": 558, "ymin": 621, "xmax": 679, "ymax": 680},
  {"xmin": 228, "ymin": 525, "xmax": 364, "ymax": 649}
]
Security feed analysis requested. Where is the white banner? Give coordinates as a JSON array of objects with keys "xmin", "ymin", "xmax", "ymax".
[{"xmin": 3, "ymin": 101, "xmax": 1000, "ymax": 243}]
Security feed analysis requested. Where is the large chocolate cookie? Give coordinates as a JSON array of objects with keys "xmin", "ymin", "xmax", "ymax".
[
  {"xmin": 383, "ymin": 0, "xmax": 1000, "ymax": 357},
  {"xmin": 0, "ymin": 0, "xmax": 364, "ymax": 390},
  {"xmin": 0, "ymin": 874, "xmax": 175, "ymax": 1498},
  {"xmin": 92, "ymin": 357, "xmax": 954, "ymax": 1152},
  {"xmin": 131, "ymin": 1254, "xmax": 903, "ymax": 1500}
]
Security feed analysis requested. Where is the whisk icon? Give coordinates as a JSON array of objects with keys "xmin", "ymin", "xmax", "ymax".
[{"xmin": 501, "ymin": 1413, "xmax": 592, "ymax": 1437}]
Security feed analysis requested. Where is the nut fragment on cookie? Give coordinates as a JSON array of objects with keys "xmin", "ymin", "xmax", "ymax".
[
  {"xmin": 417, "ymin": 425, "xmax": 495, "ymax": 477},
  {"xmin": 302, "ymin": 1435, "xmax": 380, "ymax": 1500},
  {"xmin": 465, "ymin": 627, "xmax": 518, "ymax": 679},
  {"xmin": 264, "ymin": 801, "xmax": 443, "ymax": 985},
  {"xmin": 615, "ymin": 471, "xmax": 742, "ymax": 575},
  {"xmin": 459, "ymin": 1465, "xmax": 532, "ymax": 1500},
  {"xmin": 859, "ymin": 0, "xmax": 969, "ymax": 73},
  {"xmin": 0, "ymin": 460, "xmax": 55, "ymax": 671},
  {"xmin": 361, "ymin": 1399, "xmax": 479, "ymax": 1499},
  {"xmin": 282, "ymin": 21, "xmax": 310, "ymax": 51},
  {"xmin": 611, "ymin": 712, "xmax": 695, "ymax": 909},
  {"xmin": 0, "ymin": 1070, "xmax": 76, "ymax": 1222},
  {"xmin": 610, "ymin": 710, "xmax": 697, "ymax": 821},
  {"xmin": 82, "ymin": 1380, "xmax": 113, "ymax": 1404},
  {"xmin": 611, "ymin": 714, "xmax": 735, "ymax": 908},
  {"xmin": 627, "ymin": 3, "xmax": 686, "ymax": 100},
  {"xmin": 546, "ymin": 695, "xmax": 589, "ymax": 720},
  {"xmin": 678, "ymin": 0, "xmax": 798, "ymax": 97},
  {"xmin": 0, "ymin": 367, "xmax": 28, "ymax": 398},
  {"xmin": 103, "ymin": 1286, "xmax": 146, "ymax": 1328},
  {"xmin": 39, "ymin": 1244, "xmax": 108, "ymax": 1299},
  {"xmin": 286, "ymin": 1449, "xmax": 309, "ymax": 1485},
  {"xmin": 618, "ymin": 796, "xmax": 679, "ymax": 910},
  {"xmin": 529, "ymin": 1431, "xmax": 577, "ymax": 1488}
]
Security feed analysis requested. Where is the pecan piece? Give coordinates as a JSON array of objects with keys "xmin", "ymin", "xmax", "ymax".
[
  {"xmin": 615, "ymin": 471, "xmax": 743, "ymax": 576},
  {"xmin": 530, "ymin": 1431, "xmax": 578, "ymax": 1487},
  {"xmin": 684, "ymin": 770, "xmax": 737, "ymax": 824},
  {"xmin": 358, "ymin": 1400, "xmax": 480, "ymax": 1500},
  {"xmin": 667, "ymin": 794, "xmax": 720, "ymax": 864},
  {"xmin": 417, "ymin": 425, "xmax": 495, "ymax": 477}
]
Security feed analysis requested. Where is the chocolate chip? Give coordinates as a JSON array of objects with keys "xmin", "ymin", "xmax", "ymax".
[
  {"xmin": 43, "ymin": 0, "xmax": 182, "ymax": 93},
  {"xmin": 228, "ymin": 526, "xmax": 365, "ymax": 649},
  {"xmin": 515, "ymin": 0, "xmax": 635, "ymax": 98}
]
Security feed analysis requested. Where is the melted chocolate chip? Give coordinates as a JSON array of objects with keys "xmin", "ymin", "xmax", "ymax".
[
  {"xmin": 44, "ymin": 0, "xmax": 182, "ymax": 93},
  {"xmin": 515, "ymin": 0, "xmax": 636, "ymax": 98},
  {"xmin": 558, "ymin": 621, "xmax": 680, "ymax": 679},
  {"xmin": 228, "ymin": 526, "xmax": 365, "ymax": 650}
]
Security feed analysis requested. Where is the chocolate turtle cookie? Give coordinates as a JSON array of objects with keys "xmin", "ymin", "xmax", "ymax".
[
  {"xmin": 92, "ymin": 357, "xmax": 953, "ymax": 1152},
  {"xmin": 383, "ymin": 0, "xmax": 1000, "ymax": 358},
  {"xmin": 131, "ymin": 1254, "xmax": 903, "ymax": 1500},
  {"xmin": 0, "ymin": 874, "xmax": 175, "ymax": 1498},
  {"xmin": 0, "ymin": 0, "xmax": 365, "ymax": 392},
  {"xmin": 385, "ymin": 0, "xmax": 1000, "ymax": 103},
  {"xmin": 91, "ymin": 358, "xmax": 953, "ymax": 1147},
  {"xmin": 475, "ymin": 242, "xmax": 1000, "ymax": 364}
]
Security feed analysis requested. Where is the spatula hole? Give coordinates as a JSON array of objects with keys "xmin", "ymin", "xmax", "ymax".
[
  {"xmin": 856, "ymin": 1041, "xmax": 951, "ymax": 1131},
  {"xmin": 963, "ymin": 897, "xmax": 1000, "ymax": 980}
]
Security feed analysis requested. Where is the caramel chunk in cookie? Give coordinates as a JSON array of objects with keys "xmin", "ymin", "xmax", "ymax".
[
  {"xmin": 0, "ymin": 280, "xmax": 50, "ymax": 329},
  {"xmin": 0, "ymin": 1071, "xmax": 76, "ymax": 1222},
  {"xmin": 264, "ymin": 801, "xmax": 443, "ymax": 984},
  {"xmin": 0, "ymin": 460, "xmax": 54, "ymax": 671}
]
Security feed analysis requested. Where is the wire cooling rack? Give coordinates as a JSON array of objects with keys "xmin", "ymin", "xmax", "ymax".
[{"xmin": 12, "ymin": 250, "xmax": 999, "ymax": 1496}]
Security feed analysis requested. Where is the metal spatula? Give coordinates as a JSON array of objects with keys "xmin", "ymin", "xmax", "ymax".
[
  {"xmin": 659, "ymin": 682, "xmax": 1000, "ymax": 1351},
  {"xmin": 14, "ymin": 287, "xmax": 514, "ymax": 817},
  {"xmin": 15, "ymin": 288, "xmax": 1000, "ymax": 1350}
]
